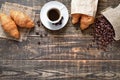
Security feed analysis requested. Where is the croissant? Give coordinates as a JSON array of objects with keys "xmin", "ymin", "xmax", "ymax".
[
  {"xmin": 80, "ymin": 15, "xmax": 94, "ymax": 30},
  {"xmin": 0, "ymin": 13, "xmax": 20, "ymax": 39},
  {"xmin": 10, "ymin": 10, "xmax": 34, "ymax": 28},
  {"xmin": 72, "ymin": 14, "xmax": 81, "ymax": 24}
]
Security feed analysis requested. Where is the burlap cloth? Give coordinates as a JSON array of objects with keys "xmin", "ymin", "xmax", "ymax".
[
  {"xmin": 0, "ymin": 2, "xmax": 35, "ymax": 42},
  {"xmin": 102, "ymin": 4, "xmax": 120, "ymax": 40}
]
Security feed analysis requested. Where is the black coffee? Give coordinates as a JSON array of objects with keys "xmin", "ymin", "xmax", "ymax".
[{"xmin": 47, "ymin": 9, "xmax": 60, "ymax": 21}]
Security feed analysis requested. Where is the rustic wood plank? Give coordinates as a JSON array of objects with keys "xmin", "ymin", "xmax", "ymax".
[
  {"xmin": 0, "ymin": 35, "xmax": 120, "ymax": 60},
  {"xmin": 0, "ymin": 60, "xmax": 120, "ymax": 80}
]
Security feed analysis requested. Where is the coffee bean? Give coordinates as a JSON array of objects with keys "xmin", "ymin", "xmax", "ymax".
[
  {"xmin": 40, "ymin": 34, "xmax": 43, "ymax": 38},
  {"xmin": 94, "ymin": 15, "xmax": 115, "ymax": 50},
  {"xmin": 38, "ymin": 42, "xmax": 41, "ymax": 45},
  {"xmin": 44, "ymin": 33, "xmax": 48, "ymax": 37},
  {"xmin": 37, "ymin": 20, "xmax": 41, "ymax": 27},
  {"xmin": 36, "ymin": 32, "xmax": 39, "ymax": 35}
]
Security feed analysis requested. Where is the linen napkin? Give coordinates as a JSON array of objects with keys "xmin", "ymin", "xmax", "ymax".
[{"xmin": 71, "ymin": 0, "xmax": 98, "ymax": 17}]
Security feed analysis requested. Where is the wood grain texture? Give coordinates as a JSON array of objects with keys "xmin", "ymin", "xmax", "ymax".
[
  {"xmin": 0, "ymin": 60, "xmax": 120, "ymax": 80},
  {"xmin": 0, "ymin": 0, "xmax": 120, "ymax": 80}
]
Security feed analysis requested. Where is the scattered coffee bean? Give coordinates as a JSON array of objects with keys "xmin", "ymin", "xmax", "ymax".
[
  {"xmin": 76, "ymin": 27, "xmax": 79, "ymax": 30},
  {"xmin": 37, "ymin": 20, "xmax": 41, "ymax": 27},
  {"xmin": 40, "ymin": 34, "xmax": 43, "ymax": 38},
  {"xmin": 92, "ymin": 39, "xmax": 95, "ymax": 42},
  {"xmin": 44, "ymin": 33, "xmax": 48, "ymax": 37},
  {"xmin": 38, "ymin": 42, "xmax": 41, "ymax": 45},
  {"xmin": 94, "ymin": 15, "xmax": 115, "ymax": 50},
  {"xmin": 36, "ymin": 32, "xmax": 39, "ymax": 35},
  {"xmin": 89, "ymin": 44, "xmax": 93, "ymax": 47},
  {"xmin": 87, "ymin": 46, "xmax": 90, "ymax": 50}
]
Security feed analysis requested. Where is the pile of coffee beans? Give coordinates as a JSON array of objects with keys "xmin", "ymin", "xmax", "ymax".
[{"xmin": 94, "ymin": 15, "xmax": 115, "ymax": 50}]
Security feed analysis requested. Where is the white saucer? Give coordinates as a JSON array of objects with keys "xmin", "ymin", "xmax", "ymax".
[{"xmin": 40, "ymin": 1, "xmax": 69, "ymax": 30}]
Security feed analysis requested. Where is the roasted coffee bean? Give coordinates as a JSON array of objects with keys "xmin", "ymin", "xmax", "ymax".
[
  {"xmin": 44, "ymin": 33, "xmax": 48, "ymax": 37},
  {"xmin": 40, "ymin": 34, "xmax": 43, "ymax": 38},
  {"xmin": 38, "ymin": 42, "xmax": 41, "ymax": 45},
  {"xmin": 94, "ymin": 15, "xmax": 115, "ymax": 50},
  {"xmin": 36, "ymin": 32, "xmax": 39, "ymax": 35},
  {"xmin": 37, "ymin": 20, "xmax": 41, "ymax": 27}
]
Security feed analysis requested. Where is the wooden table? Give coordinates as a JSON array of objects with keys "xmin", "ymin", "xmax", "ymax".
[{"xmin": 0, "ymin": 0, "xmax": 120, "ymax": 80}]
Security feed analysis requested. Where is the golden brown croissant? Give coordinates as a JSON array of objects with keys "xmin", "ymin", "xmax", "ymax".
[
  {"xmin": 0, "ymin": 13, "xmax": 20, "ymax": 39},
  {"xmin": 10, "ymin": 10, "xmax": 34, "ymax": 28},
  {"xmin": 72, "ymin": 14, "xmax": 81, "ymax": 24},
  {"xmin": 80, "ymin": 15, "xmax": 94, "ymax": 30}
]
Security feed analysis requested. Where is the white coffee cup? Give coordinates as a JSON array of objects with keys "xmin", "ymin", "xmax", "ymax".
[{"xmin": 47, "ymin": 8, "xmax": 62, "ymax": 24}]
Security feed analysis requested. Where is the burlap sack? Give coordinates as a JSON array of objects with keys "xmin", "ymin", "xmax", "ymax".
[
  {"xmin": 0, "ymin": 2, "xmax": 35, "ymax": 42},
  {"xmin": 102, "ymin": 4, "xmax": 120, "ymax": 40}
]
